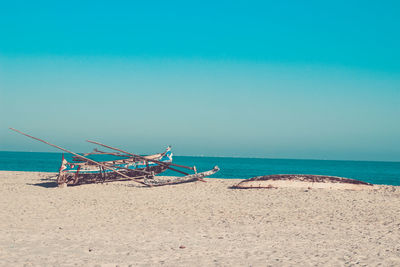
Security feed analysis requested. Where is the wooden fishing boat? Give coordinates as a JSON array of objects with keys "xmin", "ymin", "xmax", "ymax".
[
  {"xmin": 57, "ymin": 146, "xmax": 173, "ymax": 186},
  {"xmin": 10, "ymin": 128, "xmax": 219, "ymax": 187}
]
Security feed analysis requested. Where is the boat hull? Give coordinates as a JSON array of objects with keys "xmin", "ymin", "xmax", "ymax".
[
  {"xmin": 57, "ymin": 148, "xmax": 173, "ymax": 186},
  {"xmin": 232, "ymin": 174, "xmax": 374, "ymax": 190}
]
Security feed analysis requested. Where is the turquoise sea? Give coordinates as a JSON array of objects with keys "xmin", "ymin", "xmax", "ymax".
[{"xmin": 0, "ymin": 151, "xmax": 399, "ymax": 186}]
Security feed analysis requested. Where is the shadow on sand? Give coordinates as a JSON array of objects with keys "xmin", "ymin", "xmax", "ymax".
[{"xmin": 28, "ymin": 182, "xmax": 58, "ymax": 188}]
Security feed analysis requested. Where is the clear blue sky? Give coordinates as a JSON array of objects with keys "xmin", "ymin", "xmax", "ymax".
[{"xmin": 1, "ymin": 1, "xmax": 399, "ymax": 161}]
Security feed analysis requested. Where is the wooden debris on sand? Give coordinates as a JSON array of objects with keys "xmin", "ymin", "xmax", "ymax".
[
  {"xmin": 232, "ymin": 174, "xmax": 374, "ymax": 190},
  {"xmin": 144, "ymin": 166, "xmax": 220, "ymax": 186}
]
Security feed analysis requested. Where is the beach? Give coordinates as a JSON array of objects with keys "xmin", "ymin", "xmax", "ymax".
[{"xmin": 0, "ymin": 171, "xmax": 399, "ymax": 266}]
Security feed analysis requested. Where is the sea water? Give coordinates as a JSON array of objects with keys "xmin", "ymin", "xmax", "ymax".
[{"xmin": 0, "ymin": 151, "xmax": 399, "ymax": 186}]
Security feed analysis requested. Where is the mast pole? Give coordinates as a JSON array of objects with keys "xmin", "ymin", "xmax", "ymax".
[
  {"xmin": 86, "ymin": 140, "xmax": 195, "ymax": 175},
  {"xmin": 9, "ymin": 128, "xmax": 148, "ymax": 186}
]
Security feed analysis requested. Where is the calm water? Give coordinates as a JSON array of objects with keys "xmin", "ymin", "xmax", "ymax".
[{"xmin": 0, "ymin": 151, "xmax": 399, "ymax": 185}]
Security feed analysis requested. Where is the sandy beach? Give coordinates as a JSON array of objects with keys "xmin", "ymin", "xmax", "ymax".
[{"xmin": 0, "ymin": 171, "xmax": 399, "ymax": 266}]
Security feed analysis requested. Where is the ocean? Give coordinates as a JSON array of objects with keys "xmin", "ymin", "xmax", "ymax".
[{"xmin": 0, "ymin": 151, "xmax": 399, "ymax": 186}]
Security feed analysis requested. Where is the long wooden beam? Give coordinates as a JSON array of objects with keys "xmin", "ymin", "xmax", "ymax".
[
  {"xmin": 72, "ymin": 155, "xmax": 153, "ymax": 175},
  {"xmin": 102, "ymin": 163, "xmax": 153, "ymax": 175},
  {"xmin": 9, "ymin": 128, "xmax": 148, "ymax": 186},
  {"xmin": 86, "ymin": 140, "xmax": 193, "ymax": 175}
]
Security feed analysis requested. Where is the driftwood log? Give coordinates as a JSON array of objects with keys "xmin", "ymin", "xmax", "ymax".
[{"xmin": 143, "ymin": 166, "xmax": 220, "ymax": 186}]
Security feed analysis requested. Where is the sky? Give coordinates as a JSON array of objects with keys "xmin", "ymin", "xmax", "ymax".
[{"xmin": 0, "ymin": 1, "xmax": 399, "ymax": 161}]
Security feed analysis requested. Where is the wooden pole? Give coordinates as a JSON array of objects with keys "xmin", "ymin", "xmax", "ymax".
[
  {"xmin": 86, "ymin": 140, "xmax": 193, "ymax": 175},
  {"xmin": 9, "ymin": 128, "xmax": 148, "ymax": 186},
  {"xmin": 72, "ymin": 156, "xmax": 152, "ymax": 175},
  {"xmin": 87, "ymin": 140, "xmax": 194, "ymax": 170}
]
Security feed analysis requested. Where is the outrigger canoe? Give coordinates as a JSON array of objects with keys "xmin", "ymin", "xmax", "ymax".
[
  {"xmin": 10, "ymin": 128, "xmax": 219, "ymax": 187},
  {"xmin": 58, "ymin": 146, "xmax": 173, "ymax": 186}
]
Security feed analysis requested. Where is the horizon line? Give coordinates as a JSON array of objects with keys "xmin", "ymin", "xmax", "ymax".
[{"xmin": 1, "ymin": 150, "xmax": 399, "ymax": 164}]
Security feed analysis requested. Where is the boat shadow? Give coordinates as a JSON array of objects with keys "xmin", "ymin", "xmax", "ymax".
[{"xmin": 28, "ymin": 181, "xmax": 59, "ymax": 188}]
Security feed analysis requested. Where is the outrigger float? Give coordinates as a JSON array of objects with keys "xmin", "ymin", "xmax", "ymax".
[{"xmin": 10, "ymin": 128, "xmax": 219, "ymax": 187}]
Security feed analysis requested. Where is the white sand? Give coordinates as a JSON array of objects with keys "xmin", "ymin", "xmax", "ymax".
[{"xmin": 0, "ymin": 171, "xmax": 399, "ymax": 266}]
